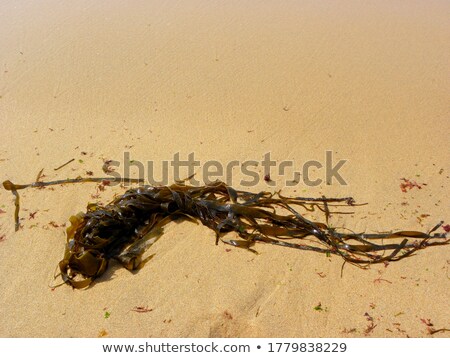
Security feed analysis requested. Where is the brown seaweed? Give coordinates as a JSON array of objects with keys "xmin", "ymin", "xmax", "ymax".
[{"xmin": 2, "ymin": 177, "xmax": 448, "ymax": 289}]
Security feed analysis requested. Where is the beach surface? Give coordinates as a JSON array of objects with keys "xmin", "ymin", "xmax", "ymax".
[{"xmin": 0, "ymin": 0, "xmax": 449, "ymax": 337}]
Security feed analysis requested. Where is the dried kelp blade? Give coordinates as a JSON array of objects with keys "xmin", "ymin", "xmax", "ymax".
[{"xmin": 3, "ymin": 177, "xmax": 448, "ymax": 289}]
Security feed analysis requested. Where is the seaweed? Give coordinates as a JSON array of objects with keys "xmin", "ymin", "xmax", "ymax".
[
  {"xmin": 2, "ymin": 176, "xmax": 448, "ymax": 289},
  {"xmin": 2, "ymin": 175, "xmax": 144, "ymax": 232}
]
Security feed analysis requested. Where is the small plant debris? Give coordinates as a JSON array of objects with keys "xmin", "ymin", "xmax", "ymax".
[
  {"xmin": 54, "ymin": 158, "xmax": 75, "ymax": 171},
  {"xmin": 314, "ymin": 302, "xmax": 326, "ymax": 312},
  {"xmin": 364, "ymin": 312, "xmax": 377, "ymax": 336},
  {"xmin": 400, "ymin": 178, "xmax": 426, "ymax": 193},
  {"xmin": 102, "ymin": 160, "xmax": 115, "ymax": 174},
  {"xmin": 131, "ymin": 306, "xmax": 153, "ymax": 313},
  {"xmin": 373, "ymin": 277, "xmax": 392, "ymax": 284},
  {"xmin": 223, "ymin": 310, "xmax": 233, "ymax": 320},
  {"xmin": 418, "ymin": 318, "xmax": 450, "ymax": 335},
  {"xmin": 98, "ymin": 329, "xmax": 108, "ymax": 337},
  {"xmin": 341, "ymin": 328, "xmax": 357, "ymax": 334}
]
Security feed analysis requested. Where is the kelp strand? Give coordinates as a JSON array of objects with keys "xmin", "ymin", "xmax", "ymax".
[{"xmin": 2, "ymin": 176, "xmax": 448, "ymax": 289}]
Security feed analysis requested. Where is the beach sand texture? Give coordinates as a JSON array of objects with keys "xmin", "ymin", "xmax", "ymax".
[{"xmin": 0, "ymin": 1, "xmax": 449, "ymax": 337}]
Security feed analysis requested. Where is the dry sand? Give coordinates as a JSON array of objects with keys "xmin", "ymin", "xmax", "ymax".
[{"xmin": 0, "ymin": 1, "xmax": 449, "ymax": 337}]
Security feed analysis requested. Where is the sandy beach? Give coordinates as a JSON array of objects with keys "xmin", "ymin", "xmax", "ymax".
[{"xmin": 0, "ymin": 0, "xmax": 449, "ymax": 337}]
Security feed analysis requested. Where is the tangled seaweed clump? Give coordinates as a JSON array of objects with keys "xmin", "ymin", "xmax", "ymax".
[{"xmin": 3, "ymin": 178, "xmax": 448, "ymax": 289}]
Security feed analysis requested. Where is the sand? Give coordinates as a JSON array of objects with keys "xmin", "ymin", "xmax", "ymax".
[{"xmin": 0, "ymin": 0, "xmax": 449, "ymax": 337}]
